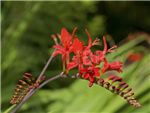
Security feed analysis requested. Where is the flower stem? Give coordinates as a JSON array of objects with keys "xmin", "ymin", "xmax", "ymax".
[
  {"xmin": 4, "ymin": 105, "xmax": 16, "ymax": 113},
  {"xmin": 37, "ymin": 52, "xmax": 54, "ymax": 81}
]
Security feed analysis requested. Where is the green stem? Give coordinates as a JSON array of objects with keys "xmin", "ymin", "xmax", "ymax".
[{"xmin": 3, "ymin": 105, "xmax": 16, "ymax": 113}]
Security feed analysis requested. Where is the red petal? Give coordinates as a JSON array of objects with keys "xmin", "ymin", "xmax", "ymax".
[
  {"xmin": 89, "ymin": 76, "xmax": 94, "ymax": 82},
  {"xmin": 94, "ymin": 68, "xmax": 100, "ymax": 76},
  {"xmin": 79, "ymin": 67, "xmax": 87, "ymax": 74},
  {"xmin": 109, "ymin": 61, "xmax": 123, "ymax": 72},
  {"xmin": 53, "ymin": 45, "xmax": 65, "ymax": 57},
  {"xmin": 91, "ymin": 55, "xmax": 97, "ymax": 64},
  {"xmin": 94, "ymin": 50, "xmax": 105, "ymax": 63},
  {"xmin": 95, "ymin": 50, "xmax": 104, "ymax": 57},
  {"xmin": 61, "ymin": 28, "xmax": 72, "ymax": 47},
  {"xmin": 53, "ymin": 50, "xmax": 63, "ymax": 57},
  {"xmin": 67, "ymin": 61, "xmax": 78, "ymax": 71},
  {"xmin": 83, "ymin": 49, "xmax": 92, "ymax": 56},
  {"xmin": 53, "ymin": 45, "xmax": 64, "ymax": 50},
  {"xmin": 83, "ymin": 56, "xmax": 92, "ymax": 66},
  {"xmin": 102, "ymin": 60, "xmax": 109, "ymax": 73},
  {"xmin": 103, "ymin": 36, "xmax": 107, "ymax": 54},
  {"xmin": 72, "ymin": 38, "xmax": 83, "ymax": 54},
  {"xmin": 102, "ymin": 61, "xmax": 123, "ymax": 73},
  {"xmin": 85, "ymin": 29, "xmax": 92, "ymax": 48},
  {"xmin": 84, "ymin": 73, "xmax": 89, "ymax": 79}
]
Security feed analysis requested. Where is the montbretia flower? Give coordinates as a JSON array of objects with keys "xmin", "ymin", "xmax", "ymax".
[
  {"xmin": 127, "ymin": 52, "xmax": 143, "ymax": 62},
  {"xmin": 52, "ymin": 28, "xmax": 74, "ymax": 71},
  {"xmin": 102, "ymin": 61, "xmax": 123, "ymax": 73},
  {"xmin": 80, "ymin": 66, "xmax": 100, "ymax": 87},
  {"xmin": 67, "ymin": 38, "xmax": 84, "ymax": 71},
  {"xmin": 52, "ymin": 28, "xmax": 122, "ymax": 87}
]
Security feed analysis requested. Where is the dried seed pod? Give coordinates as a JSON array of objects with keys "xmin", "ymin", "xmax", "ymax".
[
  {"xmin": 10, "ymin": 73, "xmax": 45, "ymax": 104},
  {"xmin": 97, "ymin": 78, "xmax": 104, "ymax": 86},
  {"xmin": 103, "ymin": 82, "xmax": 110, "ymax": 89},
  {"xmin": 95, "ymin": 75, "xmax": 141, "ymax": 108}
]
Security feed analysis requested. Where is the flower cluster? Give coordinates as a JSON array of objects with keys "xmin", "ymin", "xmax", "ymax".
[{"xmin": 52, "ymin": 28, "xmax": 123, "ymax": 87}]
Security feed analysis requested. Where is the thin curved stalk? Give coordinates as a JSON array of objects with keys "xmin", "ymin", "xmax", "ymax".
[{"xmin": 37, "ymin": 52, "xmax": 54, "ymax": 81}]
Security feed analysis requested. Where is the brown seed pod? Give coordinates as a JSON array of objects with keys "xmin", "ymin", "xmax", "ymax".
[
  {"xmin": 10, "ymin": 73, "xmax": 45, "ymax": 104},
  {"xmin": 95, "ymin": 75, "xmax": 141, "ymax": 108}
]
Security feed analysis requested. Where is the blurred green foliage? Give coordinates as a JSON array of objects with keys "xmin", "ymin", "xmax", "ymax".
[{"xmin": 1, "ymin": 1, "xmax": 150, "ymax": 113}]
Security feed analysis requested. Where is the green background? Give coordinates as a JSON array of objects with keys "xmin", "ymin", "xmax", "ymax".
[{"xmin": 1, "ymin": 1, "xmax": 150, "ymax": 113}]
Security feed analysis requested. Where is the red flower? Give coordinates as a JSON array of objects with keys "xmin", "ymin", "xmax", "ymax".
[
  {"xmin": 53, "ymin": 28, "xmax": 72, "ymax": 56},
  {"xmin": 102, "ymin": 60, "xmax": 123, "ymax": 73},
  {"xmin": 67, "ymin": 30, "xmax": 122, "ymax": 87},
  {"xmin": 80, "ymin": 66, "xmax": 100, "ymax": 87},
  {"xmin": 67, "ymin": 31, "xmax": 95, "ymax": 71},
  {"xmin": 90, "ymin": 37, "xmax": 117, "ymax": 65},
  {"xmin": 67, "ymin": 37, "xmax": 85, "ymax": 71},
  {"xmin": 52, "ymin": 28, "xmax": 123, "ymax": 87},
  {"xmin": 72, "ymin": 37, "xmax": 83, "ymax": 54},
  {"xmin": 102, "ymin": 36, "xmax": 117, "ymax": 54},
  {"xmin": 91, "ymin": 50, "xmax": 105, "ymax": 64},
  {"xmin": 127, "ymin": 53, "xmax": 143, "ymax": 62},
  {"xmin": 52, "ymin": 28, "xmax": 73, "ymax": 71}
]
